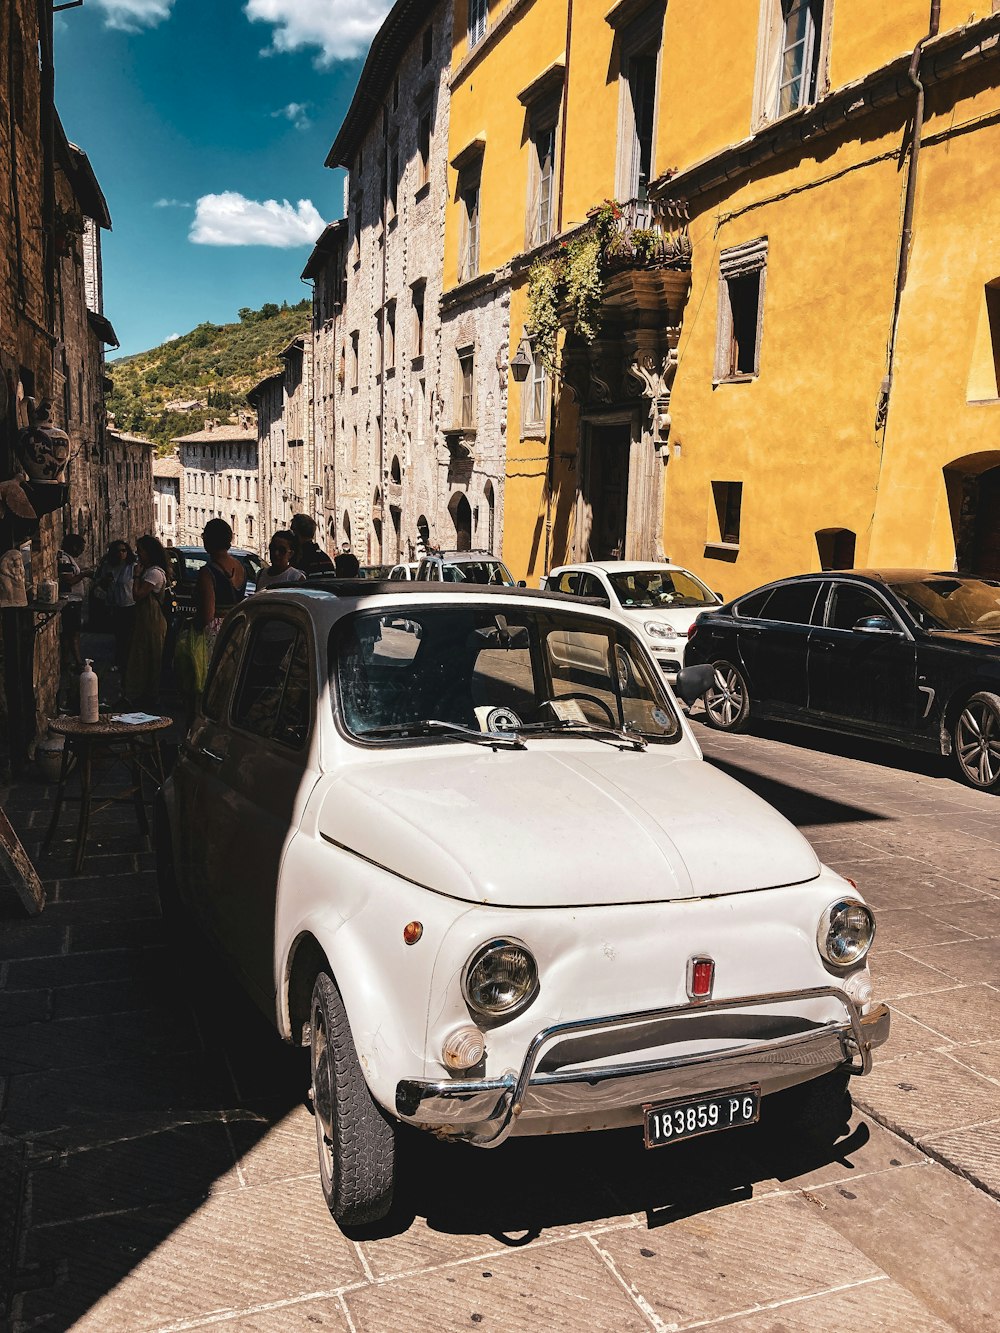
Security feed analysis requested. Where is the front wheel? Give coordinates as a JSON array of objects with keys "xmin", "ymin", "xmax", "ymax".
[
  {"xmin": 702, "ymin": 659, "xmax": 751, "ymax": 732},
  {"xmin": 310, "ymin": 971, "xmax": 397, "ymax": 1229},
  {"xmin": 952, "ymin": 691, "xmax": 1000, "ymax": 792}
]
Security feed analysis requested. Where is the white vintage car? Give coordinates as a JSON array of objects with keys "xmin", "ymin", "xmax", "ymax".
[{"xmin": 158, "ymin": 582, "xmax": 890, "ymax": 1229}]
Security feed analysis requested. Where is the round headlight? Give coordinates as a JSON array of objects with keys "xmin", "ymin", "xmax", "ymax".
[
  {"xmin": 818, "ymin": 899, "xmax": 876, "ymax": 968},
  {"xmin": 644, "ymin": 621, "xmax": 677, "ymax": 640},
  {"xmin": 463, "ymin": 939, "xmax": 538, "ymax": 1019}
]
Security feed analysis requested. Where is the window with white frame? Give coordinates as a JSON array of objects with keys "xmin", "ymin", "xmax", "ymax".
[
  {"xmin": 522, "ymin": 348, "xmax": 548, "ymax": 433},
  {"xmin": 714, "ymin": 238, "xmax": 768, "ymax": 382},
  {"xmin": 457, "ymin": 347, "xmax": 475, "ymax": 428},
  {"xmin": 468, "ymin": 0, "xmax": 487, "ymax": 49},
  {"xmin": 753, "ymin": 0, "xmax": 827, "ymax": 129},
  {"xmin": 458, "ymin": 168, "xmax": 481, "ymax": 283},
  {"xmin": 526, "ymin": 120, "xmax": 557, "ymax": 248},
  {"xmin": 613, "ymin": 4, "xmax": 663, "ymax": 205}
]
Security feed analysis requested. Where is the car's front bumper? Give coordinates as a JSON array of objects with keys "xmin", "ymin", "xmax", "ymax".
[{"xmin": 395, "ymin": 988, "xmax": 890, "ymax": 1148}]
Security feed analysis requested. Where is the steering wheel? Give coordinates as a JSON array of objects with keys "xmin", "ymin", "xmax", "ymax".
[{"xmin": 541, "ymin": 693, "xmax": 617, "ymax": 725}]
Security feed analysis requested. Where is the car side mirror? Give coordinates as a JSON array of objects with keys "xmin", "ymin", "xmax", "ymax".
[
  {"xmin": 675, "ymin": 663, "xmax": 715, "ymax": 705},
  {"xmin": 853, "ymin": 614, "xmax": 902, "ymax": 636}
]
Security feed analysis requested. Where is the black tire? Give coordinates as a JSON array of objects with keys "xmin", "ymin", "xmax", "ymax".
[
  {"xmin": 702, "ymin": 659, "xmax": 751, "ymax": 732},
  {"xmin": 310, "ymin": 971, "xmax": 396, "ymax": 1228},
  {"xmin": 778, "ymin": 1068, "xmax": 852, "ymax": 1147},
  {"xmin": 952, "ymin": 691, "xmax": 1000, "ymax": 793}
]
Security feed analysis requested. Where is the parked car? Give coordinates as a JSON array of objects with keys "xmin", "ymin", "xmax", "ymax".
[
  {"xmin": 358, "ymin": 563, "xmax": 395, "ymax": 580},
  {"xmin": 544, "ymin": 561, "xmax": 722, "ymax": 676},
  {"xmin": 685, "ymin": 569, "xmax": 1000, "ymax": 791},
  {"xmin": 158, "ymin": 582, "xmax": 889, "ymax": 1228},
  {"xmin": 387, "ymin": 562, "xmax": 420, "ymax": 581},
  {"xmin": 166, "ymin": 546, "xmax": 263, "ymax": 617},
  {"xmin": 417, "ymin": 549, "xmax": 524, "ymax": 586}
]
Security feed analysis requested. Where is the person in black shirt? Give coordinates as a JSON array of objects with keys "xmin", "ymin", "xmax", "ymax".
[
  {"xmin": 290, "ymin": 514, "xmax": 334, "ymax": 577},
  {"xmin": 334, "ymin": 542, "xmax": 361, "ymax": 578}
]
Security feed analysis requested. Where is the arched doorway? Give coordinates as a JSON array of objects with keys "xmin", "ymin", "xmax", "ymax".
[
  {"xmin": 945, "ymin": 453, "xmax": 1000, "ymax": 577},
  {"xmin": 417, "ymin": 514, "xmax": 430, "ymax": 558},
  {"xmin": 372, "ymin": 488, "xmax": 383, "ymax": 561},
  {"xmin": 390, "ymin": 455, "xmax": 402, "ymax": 485},
  {"xmin": 449, "ymin": 492, "xmax": 472, "ymax": 552},
  {"xmin": 390, "ymin": 505, "xmax": 402, "ymax": 562}
]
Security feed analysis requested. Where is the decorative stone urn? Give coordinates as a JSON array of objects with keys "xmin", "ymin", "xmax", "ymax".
[{"xmin": 15, "ymin": 400, "xmax": 70, "ymax": 483}]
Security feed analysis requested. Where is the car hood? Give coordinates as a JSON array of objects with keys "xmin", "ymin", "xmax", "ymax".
[
  {"xmin": 927, "ymin": 630, "xmax": 1000, "ymax": 653},
  {"xmin": 317, "ymin": 747, "xmax": 819, "ymax": 907}
]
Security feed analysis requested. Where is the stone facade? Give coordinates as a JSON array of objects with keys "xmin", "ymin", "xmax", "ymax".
[
  {"xmin": 152, "ymin": 451, "xmax": 181, "ymax": 547},
  {"xmin": 324, "ymin": 0, "xmax": 455, "ymax": 565},
  {"xmin": 176, "ymin": 420, "xmax": 261, "ymax": 552},
  {"xmin": 301, "ymin": 221, "xmax": 347, "ymax": 550},
  {"xmin": 106, "ymin": 430, "xmax": 155, "ymax": 544},
  {"xmin": 246, "ymin": 374, "xmax": 284, "ymax": 542}
]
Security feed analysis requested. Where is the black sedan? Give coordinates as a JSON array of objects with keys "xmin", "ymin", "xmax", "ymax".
[
  {"xmin": 684, "ymin": 570, "xmax": 1000, "ymax": 792},
  {"xmin": 166, "ymin": 545, "xmax": 263, "ymax": 618}
]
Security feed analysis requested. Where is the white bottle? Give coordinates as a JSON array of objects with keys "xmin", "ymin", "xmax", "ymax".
[{"xmin": 79, "ymin": 659, "xmax": 99, "ymax": 724}]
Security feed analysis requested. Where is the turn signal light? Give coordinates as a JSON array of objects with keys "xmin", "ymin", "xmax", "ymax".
[
  {"xmin": 442, "ymin": 1025, "xmax": 486, "ymax": 1070},
  {"xmin": 403, "ymin": 921, "xmax": 423, "ymax": 945},
  {"xmin": 687, "ymin": 956, "xmax": 715, "ymax": 1000}
]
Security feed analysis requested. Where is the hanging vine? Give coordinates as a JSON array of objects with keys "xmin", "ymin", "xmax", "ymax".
[{"xmin": 526, "ymin": 201, "xmax": 623, "ymax": 370}]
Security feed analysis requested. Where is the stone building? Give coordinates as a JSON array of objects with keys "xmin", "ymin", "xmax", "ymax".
[
  {"xmin": 277, "ymin": 335, "xmax": 312, "ymax": 525},
  {"xmin": 152, "ymin": 451, "xmax": 182, "ymax": 547},
  {"xmin": 1, "ymin": 0, "xmax": 114, "ymax": 768},
  {"xmin": 324, "ymin": 0, "xmax": 455, "ymax": 564},
  {"xmin": 106, "ymin": 429, "xmax": 155, "ymax": 543},
  {"xmin": 176, "ymin": 418, "xmax": 261, "ymax": 551},
  {"xmin": 300, "ymin": 221, "xmax": 347, "ymax": 549},
  {"xmin": 246, "ymin": 373, "xmax": 284, "ymax": 541}
]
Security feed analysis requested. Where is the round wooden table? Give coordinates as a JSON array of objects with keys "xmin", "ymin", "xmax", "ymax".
[{"xmin": 44, "ymin": 715, "xmax": 173, "ymax": 874}]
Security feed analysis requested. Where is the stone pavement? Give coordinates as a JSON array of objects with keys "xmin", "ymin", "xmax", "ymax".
[{"xmin": 1, "ymin": 711, "xmax": 1000, "ymax": 1332}]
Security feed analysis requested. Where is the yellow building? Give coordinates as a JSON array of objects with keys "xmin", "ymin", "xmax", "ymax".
[{"xmin": 442, "ymin": 0, "xmax": 1000, "ymax": 596}]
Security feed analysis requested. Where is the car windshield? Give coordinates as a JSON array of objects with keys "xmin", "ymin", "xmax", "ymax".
[
  {"xmin": 172, "ymin": 551, "xmax": 261, "ymax": 585},
  {"xmin": 442, "ymin": 560, "xmax": 515, "ymax": 586},
  {"xmin": 331, "ymin": 604, "xmax": 681, "ymax": 745},
  {"xmin": 890, "ymin": 577, "xmax": 1000, "ymax": 632},
  {"xmin": 607, "ymin": 568, "xmax": 716, "ymax": 610}
]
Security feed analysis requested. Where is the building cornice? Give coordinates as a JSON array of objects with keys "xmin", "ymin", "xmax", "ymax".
[
  {"xmin": 652, "ymin": 15, "xmax": 1000, "ymax": 205},
  {"xmin": 449, "ymin": 0, "xmax": 532, "ymax": 89}
]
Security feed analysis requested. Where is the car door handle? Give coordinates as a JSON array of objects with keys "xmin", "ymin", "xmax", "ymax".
[{"xmin": 813, "ymin": 639, "xmax": 834, "ymax": 651}]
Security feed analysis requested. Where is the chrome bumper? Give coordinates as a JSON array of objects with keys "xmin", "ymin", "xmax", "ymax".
[{"xmin": 395, "ymin": 988, "xmax": 890, "ymax": 1148}]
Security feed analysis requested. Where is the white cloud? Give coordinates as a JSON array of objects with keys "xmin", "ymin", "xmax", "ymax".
[
  {"xmin": 154, "ymin": 198, "xmax": 191, "ymax": 209},
  {"xmin": 272, "ymin": 102, "xmax": 312, "ymax": 131},
  {"xmin": 90, "ymin": 0, "xmax": 175, "ymax": 31},
  {"xmin": 164, "ymin": 333, "xmax": 181, "ymax": 342},
  {"xmin": 245, "ymin": 0, "xmax": 391, "ymax": 64},
  {"xmin": 189, "ymin": 192, "xmax": 325, "ymax": 248}
]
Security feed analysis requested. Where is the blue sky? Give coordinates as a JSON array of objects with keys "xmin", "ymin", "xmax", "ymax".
[{"xmin": 54, "ymin": 0, "xmax": 392, "ymax": 356}]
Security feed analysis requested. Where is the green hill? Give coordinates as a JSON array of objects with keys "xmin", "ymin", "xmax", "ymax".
[{"xmin": 107, "ymin": 299, "xmax": 310, "ymax": 451}]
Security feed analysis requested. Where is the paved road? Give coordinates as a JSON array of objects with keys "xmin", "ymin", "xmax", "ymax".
[{"xmin": 2, "ymin": 710, "xmax": 1000, "ymax": 1331}]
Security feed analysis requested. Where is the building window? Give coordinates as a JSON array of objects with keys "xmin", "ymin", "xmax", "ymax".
[
  {"xmin": 392, "ymin": 77, "xmax": 399, "ymax": 111},
  {"xmin": 417, "ymin": 102, "xmax": 432, "ymax": 190},
  {"xmin": 967, "ymin": 279, "xmax": 1000, "ymax": 403},
  {"xmin": 415, "ymin": 375, "xmax": 426, "ymax": 444},
  {"xmin": 613, "ymin": 6, "xmax": 662, "ymax": 205},
  {"xmin": 422, "ymin": 25, "xmax": 433, "ymax": 65},
  {"xmin": 351, "ymin": 331, "xmax": 360, "ymax": 390},
  {"xmin": 458, "ymin": 347, "xmax": 476, "ymax": 428},
  {"xmin": 754, "ymin": 0, "xmax": 827, "ymax": 129},
  {"xmin": 484, "ymin": 480, "xmax": 495, "ymax": 553},
  {"xmin": 412, "ymin": 282, "xmax": 426, "ymax": 358},
  {"xmin": 236, "ymin": 476, "xmax": 242, "ymax": 501},
  {"xmin": 458, "ymin": 170, "xmax": 481, "ymax": 283},
  {"xmin": 527, "ymin": 122, "xmax": 557, "ymax": 248},
  {"xmin": 385, "ymin": 301, "xmax": 396, "ymax": 368},
  {"xmin": 816, "ymin": 528, "xmax": 857, "ymax": 570},
  {"xmin": 715, "ymin": 238, "xmax": 767, "ymax": 381},
  {"xmin": 468, "ymin": 0, "xmax": 487, "ymax": 49},
  {"xmin": 387, "ymin": 140, "xmax": 399, "ymax": 221},
  {"xmin": 711, "ymin": 481, "xmax": 743, "ymax": 547},
  {"xmin": 523, "ymin": 349, "xmax": 548, "ymax": 432}
]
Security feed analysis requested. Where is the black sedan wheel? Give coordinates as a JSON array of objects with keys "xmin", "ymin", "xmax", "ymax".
[
  {"xmin": 703, "ymin": 660, "xmax": 751, "ymax": 732},
  {"xmin": 310, "ymin": 971, "xmax": 397, "ymax": 1228},
  {"xmin": 953, "ymin": 691, "xmax": 1000, "ymax": 792}
]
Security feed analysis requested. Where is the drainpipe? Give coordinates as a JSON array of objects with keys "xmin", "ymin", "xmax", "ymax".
[
  {"xmin": 544, "ymin": 0, "xmax": 575, "ymax": 574},
  {"xmin": 878, "ymin": 0, "xmax": 941, "ymax": 432}
]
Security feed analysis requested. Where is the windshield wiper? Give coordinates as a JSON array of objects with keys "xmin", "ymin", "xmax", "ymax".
[
  {"xmin": 357, "ymin": 719, "xmax": 525, "ymax": 749},
  {"xmin": 516, "ymin": 720, "xmax": 648, "ymax": 751}
]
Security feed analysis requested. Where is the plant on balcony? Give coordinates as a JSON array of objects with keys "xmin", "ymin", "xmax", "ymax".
[{"xmin": 526, "ymin": 201, "xmax": 623, "ymax": 370}]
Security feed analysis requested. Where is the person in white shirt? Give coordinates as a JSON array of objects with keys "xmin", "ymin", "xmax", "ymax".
[
  {"xmin": 125, "ymin": 535, "xmax": 170, "ymax": 708},
  {"xmin": 256, "ymin": 531, "xmax": 307, "ymax": 591}
]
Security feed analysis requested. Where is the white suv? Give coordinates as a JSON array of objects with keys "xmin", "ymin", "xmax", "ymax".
[{"xmin": 417, "ymin": 550, "xmax": 523, "ymax": 586}]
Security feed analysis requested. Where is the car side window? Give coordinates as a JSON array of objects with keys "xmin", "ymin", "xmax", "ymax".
[
  {"xmin": 202, "ymin": 616, "xmax": 248, "ymax": 722},
  {"xmin": 552, "ymin": 571, "xmax": 581, "ymax": 595},
  {"xmin": 577, "ymin": 573, "xmax": 606, "ymax": 601},
  {"xmin": 232, "ymin": 618, "xmax": 313, "ymax": 748},
  {"xmin": 827, "ymin": 585, "xmax": 896, "ymax": 632},
  {"xmin": 759, "ymin": 582, "xmax": 821, "ymax": 625},
  {"xmin": 735, "ymin": 588, "xmax": 772, "ymax": 618}
]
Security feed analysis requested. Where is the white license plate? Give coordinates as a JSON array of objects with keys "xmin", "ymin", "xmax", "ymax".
[{"xmin": 644, "ymin": 1085, "xmax": 760, "ymax": 1149}]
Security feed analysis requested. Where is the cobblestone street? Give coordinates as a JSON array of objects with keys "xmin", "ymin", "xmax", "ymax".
[{"xmin": 3, "ymin": 712, "xmax": 1000, "ymax": 1332}]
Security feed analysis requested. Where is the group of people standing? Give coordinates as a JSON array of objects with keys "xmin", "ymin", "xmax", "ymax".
[{"xmin": 57, "ymin": 512, "xmax": 361, "ymax": 722}]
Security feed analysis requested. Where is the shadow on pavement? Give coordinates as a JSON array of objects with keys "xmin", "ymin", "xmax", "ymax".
[{"xmin": 702, "ymin": 753, "xmax": 892, "ymax": 828}]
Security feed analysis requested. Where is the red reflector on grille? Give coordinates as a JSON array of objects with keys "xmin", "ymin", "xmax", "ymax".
[{"xmin": 688, "ymin": 957, "xmax": 715, "ymax": 999}]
